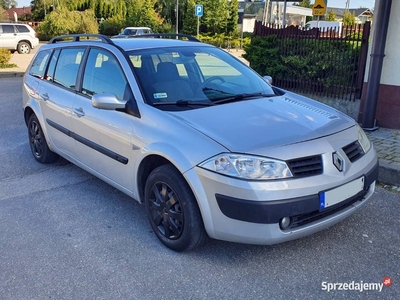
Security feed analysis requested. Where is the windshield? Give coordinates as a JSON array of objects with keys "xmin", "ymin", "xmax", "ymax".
[
  {"xmin": 122, "ymin": 29, "xmax": 137, "ymax": 35},
  {"xmin": 128, "ymin": 46, "xmax": 276, "ymax": 109}
]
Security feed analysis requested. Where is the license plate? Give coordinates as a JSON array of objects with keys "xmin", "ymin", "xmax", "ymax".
[{"xmin": 319, "ymin": 177, "xmax": 365, "ymax": 210}]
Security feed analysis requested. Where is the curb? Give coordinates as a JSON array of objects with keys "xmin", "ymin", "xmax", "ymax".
[
  {"xmin": 0, "ymin": 71, "xmax": 24, "ymax": 78},
  {"xmin": 378, "ymin": 161, "xmax": 400, "ymax": 187}
]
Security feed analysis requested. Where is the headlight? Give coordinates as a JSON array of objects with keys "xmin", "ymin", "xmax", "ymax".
[
  {"xmin": 356, "ymin": 123, "xmax": 371, "ymax": 153},
  {"xmin": 199, "ymin": 153, "xmax": 293, "ymax": 180}
]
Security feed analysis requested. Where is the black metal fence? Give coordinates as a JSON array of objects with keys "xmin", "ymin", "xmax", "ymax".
[{"xmin": 252, "ymin": 21, "xmax": 371, "ymax": 101}]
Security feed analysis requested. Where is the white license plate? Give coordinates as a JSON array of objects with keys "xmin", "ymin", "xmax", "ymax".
[{"xmin": 320, "ymin": 177, "xmax": 365, "ymax": 210}]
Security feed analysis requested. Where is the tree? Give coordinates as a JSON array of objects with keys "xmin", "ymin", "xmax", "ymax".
[
  {"xmin": 201, "ymin": 0, "xmax": 228, "ymax": 35},
  {"xmin": 326, "ymin": 9, "xmax": 336, "ymax": 21},
  {"xmin": 182, "ymin": 0, "xmax": 197, "ymax": 35},
  {"xmin": 342, "ymin": 10, "xmax": 356, "ymax": 26},
  {"xmin": 226, "ymin": 0, "xmax": 238, "ymax": 35},
  {"xmin": 36, "ymin": 8, "xmax": 98, "ymax": 38},
  {"xmin": 297, "ymin": 0, "xmax": 312, "ymax": 8},
  {"xmin": 0, "ymin": 0, "xmax": 17, "ymax": 9},
  {"xmin": 0, "ymin": 6, "xmax": 8, "ymax": 21}
]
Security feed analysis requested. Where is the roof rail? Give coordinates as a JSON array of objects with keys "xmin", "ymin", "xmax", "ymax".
[
  {"xmin": 48, "ymin": 34, "xmax": 115, "ymax": 45},
  {"xmin": 125, "ymin": 33, "xmax": 200, "ymax": 42}
]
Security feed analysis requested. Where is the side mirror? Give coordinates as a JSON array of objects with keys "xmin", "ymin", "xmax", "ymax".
[
  {"xmin": 263, "ymin": 75, "xmax": 273, "ymax": 85},
  {"xmin": 92, "ymin": 93, "xmax": 126, "ymax": 110}
]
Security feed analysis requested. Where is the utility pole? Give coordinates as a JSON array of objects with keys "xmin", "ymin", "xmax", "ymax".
[
  {"xmin": 176, "ymin": 0, "xmax": 179, "ymax": 34},
  {"xmin": 345, "ymin": 0, "xmax": 350, "ymax": 11}
]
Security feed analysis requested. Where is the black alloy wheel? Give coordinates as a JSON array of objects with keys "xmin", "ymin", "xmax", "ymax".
[
  {"xmin": 148, "ymin": 181, "xmax": 184, "ymax": 240},
  {"xmin": 27, "ymin": 114, "xmax": 58, "ymax": 163},
  {"xmin": 145, "ymin": 164, "xmax": 207, "ymax": 251}
]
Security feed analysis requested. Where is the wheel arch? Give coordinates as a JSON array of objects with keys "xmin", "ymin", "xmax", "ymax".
[
  {"xmin": 136, "ymin": 154, "xmax": 172, "ymax": 203},
  {"xmin": 24, "ymin": 106, "xmax": 35, "ymax": 126},
  {"xmin": 18, "ymin": 39, "xmax": 32, "ymax": 48}
]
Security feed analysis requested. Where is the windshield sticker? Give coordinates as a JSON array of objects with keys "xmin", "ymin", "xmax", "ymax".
[{"xmin": 154, "ymin": 92, "xmax": 168, "ymax": 99}]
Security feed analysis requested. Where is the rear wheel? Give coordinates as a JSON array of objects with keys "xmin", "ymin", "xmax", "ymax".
[
  {"xmin": 27, "ymin": 114, "xmax": 58, "ymax": 164},
  {"xmin": 144, "ymin": 164, "xmax": 207, "ymax": 251},
  {"xmin": 17, "ymin": 42, "xmax": 31, "ymax": 54}
]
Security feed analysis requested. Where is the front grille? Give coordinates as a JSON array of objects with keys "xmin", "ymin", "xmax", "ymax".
[
  {"xmin": 343, "ymin": 141, "xmax": 364, "ymax": 162},
  {"xmin": 287, "ymin": 188, "xmax": 369, "ymax": 230},
  {"xmin": 287, "ymin": 155, "xmax": 323, "ymax": 178}
]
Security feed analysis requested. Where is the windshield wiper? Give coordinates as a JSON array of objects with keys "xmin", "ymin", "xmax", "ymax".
[
  {"xmin": 213, "ymin": 93, "xmax": 276, "ymax": 104},
  {"xmin": 152, "ymin": 100, "xmax": 214, "ymax": 107}
]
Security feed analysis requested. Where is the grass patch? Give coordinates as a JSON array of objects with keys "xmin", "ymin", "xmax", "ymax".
[{"xmin": 0, "ymin": 63, "xmax": 18, "ymax": 69}]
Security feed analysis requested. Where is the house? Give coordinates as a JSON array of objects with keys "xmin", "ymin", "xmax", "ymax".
[
  {"xmin": 238, "ymin": 1, "xmax": 312, "ymax": 32},
  {"xmin": 326, "ymin": 7, "xmax": 373, "ymax": 24},
  {"xmin": 6, "ymin": 7, "xmax": 32, "ymax": 22}
]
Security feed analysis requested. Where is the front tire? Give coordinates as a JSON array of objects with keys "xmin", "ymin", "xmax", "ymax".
[
  {"xmin": 27, "ymin": 114, "xmax": 58, "ymax": 164},
  {"xmin": 17, "ymin": 42, "xmax": 31, "ymax": 54},
  {"xmin": 144, "ymin": 164, "xmax": 207, "ymax": 251}
]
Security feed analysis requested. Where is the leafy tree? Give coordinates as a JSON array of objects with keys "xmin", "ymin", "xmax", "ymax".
[
  {"xmin": 201, "ymin": 0, "xmax": 228, "ymax": 35},
  {"xmin": 296, "ymin": 0, "xmax": 312, "ymax": 8},
  {"xmin": 0, "ymin": 6, "xmax": 8, "ymax": 21},
  {"xmin": 342, "ymin": 10, "xmax": 356, "ymax": 26},
  {"xmin": 36, "ymin": 8, "xmax": 98, "ymax": 39},
  {"xmin": 182, "ymin": 0, "xmax": 197, "ymax": 35},
  {"xmin": 226, "ymin": 0, "xmax": 238, "ymax": 35},
  {"xmin": 99, "ymin": 12, "xmax": 125, "ymax": 35},
  {"xmin": 0, "ymin": 0, "xmax": 17, "ymax": 9},
  {"xmin": 155, "ymin": 0, "xmax": 176, "ymax": 29},
  {"xmin": 326, "ymin": 9, "xmax": 336, "ymax": 21}
]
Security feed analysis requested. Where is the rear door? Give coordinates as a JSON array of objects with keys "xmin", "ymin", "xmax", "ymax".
[{"xmin": 38, "ymin": 47, "xmax": 85, "ymax": 159}]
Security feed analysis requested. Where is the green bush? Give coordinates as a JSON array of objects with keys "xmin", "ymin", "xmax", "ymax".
[
  {"xmin": 0, "ymin": 49, "xmax": 17, "ymax": 68},
  {"xmin": 199, "ymin": 33, "xmax": 249, "ymax": 49},
  {"xmin": 0, "ymin": 49, "xmax": 11, "ymax": 65},
  {"xmin": 244, "ymin": 35, "xmax": 361, "ymax": 91}
]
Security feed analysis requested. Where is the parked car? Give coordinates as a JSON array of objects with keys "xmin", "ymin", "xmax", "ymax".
[
  {"xmin": 22, "ymin": 34, "xmax": 378, "ymax": 251},
  {"xmin": 112, "ymin": 27, "xmax": 153, "ymax": 38},
  {"xmin": 0, "ymin": 23, "xmax": 39, "ymax": 54}
]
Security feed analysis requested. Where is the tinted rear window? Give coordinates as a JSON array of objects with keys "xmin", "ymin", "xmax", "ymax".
[{"xmin": 16, "ymin": 25, "xmax": 30, "ymax": 33}]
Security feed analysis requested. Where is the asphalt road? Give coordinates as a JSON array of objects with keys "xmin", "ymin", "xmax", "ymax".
[{"xmin": 0, "ymin": 78, "xmax": 399, "ymax": 299}]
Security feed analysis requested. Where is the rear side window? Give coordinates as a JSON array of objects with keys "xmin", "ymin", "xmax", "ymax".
[
  {"xmin": 53, "ymin": 48, "xmax": 85, "ymax": 89},
  {"xmin": 2, "ymin": 25, "xmax": 15, "ymax": 33},
  {"xmin": 16, "ymin": 25, "xmax": 30, "ymax": 33},
  {"xmin": 29, "ymin": 50, "xmax": 51, "ymax": 78}
]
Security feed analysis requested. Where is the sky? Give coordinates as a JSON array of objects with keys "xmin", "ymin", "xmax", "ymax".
[{"xmin": 15, "ymin": 0, "xmax": 376, "ymax": 10}]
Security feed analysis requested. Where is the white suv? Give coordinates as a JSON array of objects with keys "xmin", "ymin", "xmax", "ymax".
[{"xmin": 0, "ymin": 23, "xmax": 39, "ymax": 54}]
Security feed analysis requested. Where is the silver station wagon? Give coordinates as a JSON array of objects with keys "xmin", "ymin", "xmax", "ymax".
[{"xmin": 22, "ymin": 34, "xmax": 378, "ymax": 251}]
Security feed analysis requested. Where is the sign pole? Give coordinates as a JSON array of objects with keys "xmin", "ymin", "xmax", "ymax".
[
  {"xmin": 197, "ymin": 16, "xmax": 199, "ymax": 39},
  {"xmin": 195, "ymin": 4, "xmax": 203, "ymax": 39}
]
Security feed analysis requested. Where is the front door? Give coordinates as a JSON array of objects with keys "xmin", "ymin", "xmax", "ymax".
[{"xmin": 72, "ymin": 48, "xmax": 136, "ymax": 191}]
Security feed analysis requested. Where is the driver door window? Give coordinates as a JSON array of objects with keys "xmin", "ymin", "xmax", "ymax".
[{"xmin": 82, "ymin": 49, "xmax": 128, "ymax": 100}]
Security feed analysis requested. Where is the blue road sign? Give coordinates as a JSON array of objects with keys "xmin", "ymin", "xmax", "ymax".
[{"xmin": 195, "ymin": 4, "xmax": 203, "ymax": 17}]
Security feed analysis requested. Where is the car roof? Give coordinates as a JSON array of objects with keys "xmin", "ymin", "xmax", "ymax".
[
  {"xmin": 42, "ymin": 34, "xmax": 215, "ymax": 53},
  {"xmin": 124, "ymin": 27, "xmax": 152, "ymax": 30},
  {"xmin": 111, "ymin": 38, "xmax": 214, "ymax": 51}
]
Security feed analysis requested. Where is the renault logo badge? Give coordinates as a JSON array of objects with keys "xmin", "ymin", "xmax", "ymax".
[{"xmin": 333, "ymin": 152, "xmax": 344, "ymax": 172}]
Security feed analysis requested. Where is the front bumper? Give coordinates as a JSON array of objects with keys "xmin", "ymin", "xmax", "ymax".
[{"xmin": 185, "ymin": 142, "xmax": 378, "ymax": 246}]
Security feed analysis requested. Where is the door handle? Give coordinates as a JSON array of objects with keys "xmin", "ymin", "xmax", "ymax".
[
  {"xmin": 73, "ymin": 107, "xmax": 85, "ymax": 117},
  {"xmin": 41, "ymin": 93, "xmax": 49, "ymax": 101}
]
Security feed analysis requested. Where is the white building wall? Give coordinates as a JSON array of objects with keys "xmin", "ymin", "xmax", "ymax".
[{"xmin": 365, "ymin": 0, "xmax": 400, "ymax": 87}]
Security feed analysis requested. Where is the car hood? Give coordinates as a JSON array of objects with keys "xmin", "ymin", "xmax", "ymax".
[{"xmin": 170, "ymin": 94, "xmax": 355, "ymax": 153}]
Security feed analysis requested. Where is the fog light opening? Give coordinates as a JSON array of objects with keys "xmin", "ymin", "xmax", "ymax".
[{"xmin": 279, "ymin": 217, "xmax": 292, "ymax": 230}]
